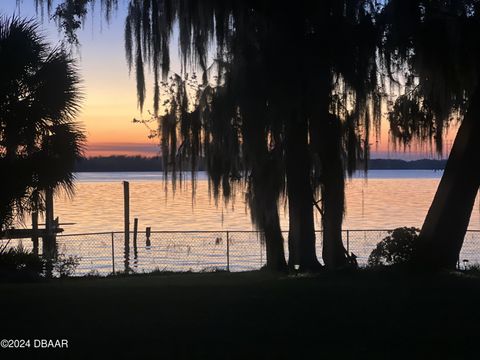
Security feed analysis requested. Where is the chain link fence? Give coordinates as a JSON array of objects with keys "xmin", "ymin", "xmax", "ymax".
[{"xmin": 1, "ymin": 229, "xmax": 480, "ymax": 276}]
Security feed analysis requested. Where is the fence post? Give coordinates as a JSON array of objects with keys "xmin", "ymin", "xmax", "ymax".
[
  {"xmin": 226, "ymin": 231, "xmax": 230, "ymax": 272},
  {"xmin": 111, "ymin": 232, "xmax": 115, "ymax": 275},
  {"xmin": 346, "ymin": 230, "xmax": 350, "ymax": 254},
  {"xmin": 146, "ymin": 227, "xmax": 151, "ymax": 247}
]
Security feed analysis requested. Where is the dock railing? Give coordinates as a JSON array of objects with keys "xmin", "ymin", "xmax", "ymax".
[{"xmin": 1, "ymin": 229, "xmax": 480, "ymax": 276}]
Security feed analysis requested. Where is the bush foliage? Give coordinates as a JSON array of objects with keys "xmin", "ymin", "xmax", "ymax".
[
  {"xmin": 1, "ymin": 243, "xmax": 82, "ymax": 280},
  {"xmin": 53, "ymin": 254, "xmax": 81, "ymax": 277},
  {"xmin": 0, "ymin": 244, "xmax": 45, "ymax": 280},
  {"xmin": 368, "ymin": 227, "xmax": 419, "ymax": 267}
]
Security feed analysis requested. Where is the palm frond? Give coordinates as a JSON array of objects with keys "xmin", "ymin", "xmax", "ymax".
[{"xmin": 0, "ymin": 15, "xmax": 84, "ymax": 231}]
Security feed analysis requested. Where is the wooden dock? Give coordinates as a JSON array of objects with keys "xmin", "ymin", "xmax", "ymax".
[{"xmin": 0, "ymin": 227, "xmax": 64, "ymax": 240}]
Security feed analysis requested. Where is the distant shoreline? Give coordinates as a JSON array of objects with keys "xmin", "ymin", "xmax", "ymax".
[
  {"xmin": 74, "ymin": 156, "xmax": 447, "ymax": 172},
  {"xmin": 366, "ymin": 158, "xmax": 446, "ymax": 170}
]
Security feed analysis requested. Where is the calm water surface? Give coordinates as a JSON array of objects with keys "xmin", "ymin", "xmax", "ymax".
[
  {"xmin": 9, "ymin": 170, "xmax": 480, "ymax": 274},
  {"xmin": 43, "ymin": 170, "xmax": 479, "ymax": 234}
]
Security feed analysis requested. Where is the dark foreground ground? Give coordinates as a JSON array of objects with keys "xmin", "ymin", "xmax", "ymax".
[{"xmin": 1, "ymin": 270, "xmax": 480, "ymax": 359}]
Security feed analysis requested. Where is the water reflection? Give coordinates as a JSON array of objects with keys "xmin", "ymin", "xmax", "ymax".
[{"xmin": 47, "ymin": 171, "xmax": 479, "ymax": 233}]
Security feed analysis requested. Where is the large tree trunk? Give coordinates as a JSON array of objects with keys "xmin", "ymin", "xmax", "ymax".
[
  {"xmin": 262, "ymin": 205, "xmax": 288, "ymax": 272},
  {"xmin": 317, "ymin": 114, "xmax": 349, "ymax": 269},
  {"xmin": 249, "ymin": 164, "xmax": 288, "ymax": 272},
  {"xmin": 286, "ymin": 116, "xmax": 322, "ymax": 271},
  {"xmin": 416, "ymin": 91, "xmax": 480, "ymax": 270}
]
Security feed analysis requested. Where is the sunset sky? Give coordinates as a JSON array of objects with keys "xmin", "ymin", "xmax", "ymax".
[{"xmin": 1, "ymin": 1, "xmax": 454, "ymax": 159}]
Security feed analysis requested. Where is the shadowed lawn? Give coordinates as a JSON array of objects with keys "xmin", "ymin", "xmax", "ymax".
[{"xmin": 1, "ymin": 270, "xmax": 480, "ymax": 359}]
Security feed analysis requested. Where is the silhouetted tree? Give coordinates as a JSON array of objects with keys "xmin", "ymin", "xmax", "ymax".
[
  {"xmin": 381, "ymin": 0, "xmax": 480, "ymax": 269},
  {"xmin": 125, "ymin": 2, "xmax": 382, "ymax": 270},
  {"xmin": 38, "ymin": 0, "xmax": 480, "ymax": 271},
  {"xmin": 40, "ymin": 0, "xmax": 382, "ymax": 271},
  {"xmin": 0, "ymin": 16, "xmax": 85, "ymax": 232}
]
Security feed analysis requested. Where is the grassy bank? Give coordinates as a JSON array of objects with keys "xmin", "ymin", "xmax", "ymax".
[{"xmin": 1, "ymin": 270, "xmax": 480, "ymax": 359}]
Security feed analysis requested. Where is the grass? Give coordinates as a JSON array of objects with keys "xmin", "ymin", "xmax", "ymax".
[{"xmin": 1, "ymin": 269, "xmax": 480, "ymax": 359}]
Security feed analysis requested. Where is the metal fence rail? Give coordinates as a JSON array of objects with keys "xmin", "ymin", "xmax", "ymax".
[{"xmin": 1, "ymin": 229, "xmax": 480, "ymax": 276}]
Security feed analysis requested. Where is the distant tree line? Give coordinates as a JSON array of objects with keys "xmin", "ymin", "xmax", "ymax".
[
  {"xmin": 74, "ymin": 156, "xmax": 206, "ymax": 172},
  {"xmin": 366, "ymin": 159, "xmax": 447, "ymax": 170},
  {"xmin": 74, "ymin": 156, "xmax": 447, "ymax": 172},
  {"xmin": 75, "ymin": 156, "xmax": 164, "ymax": 172}
]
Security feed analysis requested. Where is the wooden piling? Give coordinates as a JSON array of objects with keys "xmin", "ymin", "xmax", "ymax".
[
  {"xmin": 133, "ymin": 218, "xmax": 138, "ymax": 245},
  {"xmin": 133, "ymin": 218, "xmax": 138, "ymax": 259},
  {"xmin": 123, "ymin": 181, "xmax": 130, "ymax": 246},
  {"xmin": 43, "ymin": 188, "xmax": 55, "ymax": 251},
  {"xmin": 31, "ymin": 211, "xmax": 39, "ymax": 255},
  {"xmin": 146, "ymin": 226, "xmax": 151, "ymax": 247},
  {"xmin": 43, "ymin": 187, "xmax": 55, "ymax": 278},
  {"xmin": 123, "ymin": 181, "xmax": 130, "ymax": 273},
  {"xmin": 45, "ymin": 187, "xmax": 54, "ymax": 237}
]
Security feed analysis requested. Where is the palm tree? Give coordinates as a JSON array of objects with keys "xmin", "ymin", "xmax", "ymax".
[
  {"xmin": 0, "ymin": 16, "xmax": 85, "ymax": 235},
  {"xmin": 381, "ymin": 0, "xmax": 480, "ymax": 269}
]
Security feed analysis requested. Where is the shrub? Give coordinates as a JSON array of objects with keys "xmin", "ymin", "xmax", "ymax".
[
  {"xmin": 368, "ymin": 227, "xmax": 419, "ymax": 267},
  {"xmin": 52, "ymin": 254, "xmax": 81, "ymax": 278},
  {"xmin": 0, "ymin": 244, "xmax": 45, "ymax": 280},
  {"xmin": 84, "ymin": 269, "xmax": 101, "ymax": 277}
]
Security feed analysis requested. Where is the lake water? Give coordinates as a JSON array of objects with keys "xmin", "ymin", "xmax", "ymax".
[
  {"xmin": 47, "ymin": 170, "xmax": 479, "ymax": 233},
  {"xmin": 7, "ymin": 170, "xmax": 480, "ymax": 274}
]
